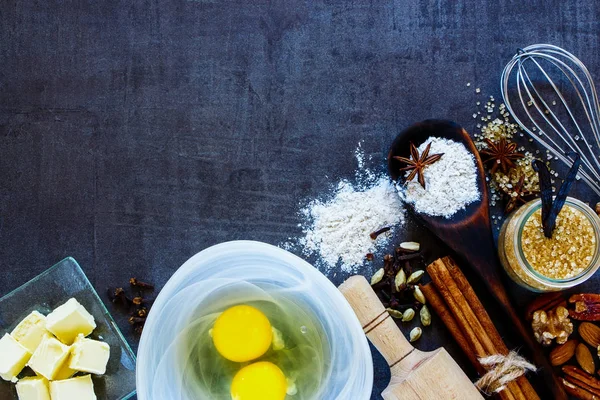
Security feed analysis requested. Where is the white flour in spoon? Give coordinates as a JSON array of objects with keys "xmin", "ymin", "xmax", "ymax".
[{"xmin": 397, "ymin": 137, "xmax": 480, "ymax": 218}]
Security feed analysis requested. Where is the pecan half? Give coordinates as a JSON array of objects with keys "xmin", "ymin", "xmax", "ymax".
[
  {"xmin": 569, "ymin": 294, "xmax": 600, "ymax": 321},
  {"xmin": 562, "ymin": 366, "xmax": 600, "ymax": 397},
  {"xmin": 526, "ymin": 292, "xmax": 566, "ymax": 321},
  {"xmin": 563, "ymin": 378, "xmax": 600, "ymax": 399}
]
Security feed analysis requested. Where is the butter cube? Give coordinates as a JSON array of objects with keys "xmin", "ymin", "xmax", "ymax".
[
  {"xmin": 0, "ymin": 333, "xmax": 32, "ymax": 381},
  {"xmin": 49, "ymin": 375, "xmax": 96, "ymax": 400},
  {"xmin": 53, "ymin": 353, "xmax": 77, "ymax": 381},
  {"xmin": 69, "ymin": 334, "xmax": 110, "ymax": 375},
  {"xmin": 46, "ymin": 298, "xmax": 96, "ymax": 344},
  {"xmin": 15, "ymin": 376, "xmax": 50, "ymax": 400},
  {"xmin": 28, "ymin": 335, "xmax": 70, "ymax": 380},
  {"xmin": 12, "ymin": 311, "xmax": 50, "ymax": 353}
]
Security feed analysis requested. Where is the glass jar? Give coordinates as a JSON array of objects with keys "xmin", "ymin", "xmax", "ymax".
[{"xmin": 498, "ymin": 197, "xmax": 600, "ymax": 292}]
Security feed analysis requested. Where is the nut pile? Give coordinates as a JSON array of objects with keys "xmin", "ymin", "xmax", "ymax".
[
  {"xmin": 369, "ymin": 241, "xmax": 430, "ymax": 343},
  {"xmin": 528, "ymin": 292, "xmax": 600, "ymax": 399},
  {"xmin": 107, "ymin": 278, "xmax": 155, "ymax": 335}
]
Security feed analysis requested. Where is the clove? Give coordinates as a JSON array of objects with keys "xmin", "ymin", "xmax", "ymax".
[
  {"xmin": 130, "ymin": 277, "xmax": 154, "ymax": 290},
  {"xmin": 129, "ymin": 316, "xmax": 147, "ymax": 325},
  {"xmin": 370, "ymin": 226, "xmax": 391, "ymax": 240},
  {"xmin": 106, "ymin": 277, "xmax": 155, "ymax": 336},
  {"xmin": 137, "ymin": 307, "xmax": 148, "ymax": 318},
  {"xmin": 132, "ymin": 296, "xmax": 153, "ymax": 306},
  {"xmin": 109, "ymin": 288, "xmax": 132, "ymax": 307}
]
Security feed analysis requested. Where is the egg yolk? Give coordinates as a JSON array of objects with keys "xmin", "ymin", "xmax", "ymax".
[
  {"xmin": 231, "ymin": 361, "xmax": 287, "ymax": 400},
  {"xmin": 212, "ymin": 305, "xmax": 273, "ymax": 362}
]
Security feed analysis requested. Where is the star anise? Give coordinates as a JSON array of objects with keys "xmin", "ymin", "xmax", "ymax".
[
  {"xmin": 394, "ymin": 142, "xmax": 444, "ymax": 189},
  {"xmin": 479, "ymin": 138, "xmax": 524, "ymax": 174}
]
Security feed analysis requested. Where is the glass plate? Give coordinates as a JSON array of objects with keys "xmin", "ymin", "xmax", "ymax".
[{"xmin": 0, "ymin": 257, "xmax": 136, "ymax": 399}]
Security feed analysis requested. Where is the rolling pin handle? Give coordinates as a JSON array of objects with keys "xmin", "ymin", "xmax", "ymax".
[{"xmin": 339, "ymin": 275, "xmax": 415, "ymax": 367}]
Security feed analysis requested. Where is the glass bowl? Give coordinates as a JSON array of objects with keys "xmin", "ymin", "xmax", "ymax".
[
  {"xmin": 0, "ymin": 257, "xmax": 137, "ymax": 399},
  {"xmin": 137, "ymin": 240, "xmax": 373, "ymax": 400}
]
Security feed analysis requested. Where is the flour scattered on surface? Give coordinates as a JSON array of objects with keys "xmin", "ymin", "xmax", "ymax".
[
  {"xmin": 398, "ymin": 137, "xmax": 480, "ymax": 218},
  {"xmin": 289, "ymin": 144, "xmax": 405, "ymax": 273}
]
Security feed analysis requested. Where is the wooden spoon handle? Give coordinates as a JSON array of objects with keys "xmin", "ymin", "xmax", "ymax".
[{"xmin": 339, "ymin": 275, "xmax": 415, "ymax": 367}]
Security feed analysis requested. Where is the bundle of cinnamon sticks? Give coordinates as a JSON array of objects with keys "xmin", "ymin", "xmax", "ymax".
[{"xmin": 421, "ymin": 257, "xmax": 539, "ymax": 400}]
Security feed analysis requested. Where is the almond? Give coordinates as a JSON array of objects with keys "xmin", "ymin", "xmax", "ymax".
[
  {"xmin": 580, "ymin": 322, "xmax": 600, "ymax": 348},
  {"xmin": 550, "ymin": 339, "xmax": 578, "ymax": 366},
  {"xmin": 576, "ymin": 343, "xmax": 596, "ymax": 374}
]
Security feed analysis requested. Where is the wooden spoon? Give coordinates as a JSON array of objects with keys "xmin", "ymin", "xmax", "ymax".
[{"xmin": 388, "ymin": 119, "xmax": 566, "ymax": 400}]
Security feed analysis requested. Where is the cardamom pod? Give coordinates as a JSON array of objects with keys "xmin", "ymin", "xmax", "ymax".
[
  {"xmin": 402, "ymin": 308, "xmax": 415, "ymax": 322},
  {"xmin": 386, "ymin": 308, "xmax": 404, "ymax": 319},
  {"xmin": 413, "ymin": 286, "xmax": 426, "ymax": 304},
  {"xmin": 409, "ymin": 327, "xmax": 422, "ymax": 342},
  {"xmin": 400, "ymin": 242, "xmax": 420, "ymax": 251},
  {"xmin": 420, "ymin": 305, "xmax": 431, "ymax": 326},
  {"xmin": 407, "ymin": 270, "xmax": 425, "ymax": 284},
  {"xmin": 394, "ymin": 269, "xmax": 407, "ymax": 291},
  {"xmin": 370, "ymin": 268, "xmax": 384, "ymax": 285}
]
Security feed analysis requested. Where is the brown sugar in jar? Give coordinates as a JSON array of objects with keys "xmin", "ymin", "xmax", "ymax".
[{"xmin": 498, "ymin": 197, "xmax": 600, "ymax": 292}]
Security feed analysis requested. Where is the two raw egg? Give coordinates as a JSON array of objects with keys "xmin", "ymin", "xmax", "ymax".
[{"xmin": 212, "ymin": 305, "xmax": 288, "ymax": 400}]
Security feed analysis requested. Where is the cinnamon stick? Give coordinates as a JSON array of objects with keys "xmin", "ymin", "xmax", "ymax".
[
  {"xmin": 432, "ymin": 259, "xmax": 498, "ymax": 355},
  {"xmin": 427, "ymin": 260, "xmax": 488, "ymax": 358},
  {"xmin": 427, "ymin": 261, "xmax": 519, "ymax": 400},
  {"xmin": 421, "ymin": 283, "xmax": 514, "ymax": 400},
  {"xmin": 444, "ymin": 257, "xmax": 540, "ymax": 400},
  {"xmin": 427, "ymin": 258, "xmax": 537, "ymax": 400},
  {"xmin": 420, "ymin": 283, "xmax": 483, "ymax": 373}
]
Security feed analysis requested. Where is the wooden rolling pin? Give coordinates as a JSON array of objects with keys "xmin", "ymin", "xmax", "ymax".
[{"xmin": 339, "ymin": 275, "xmax": 483, "ymax": 400}]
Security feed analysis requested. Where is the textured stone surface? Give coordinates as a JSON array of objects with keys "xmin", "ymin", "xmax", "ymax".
[{"xmin": 1, "ymin": 1, "xmax": 599, "ymax": 398}]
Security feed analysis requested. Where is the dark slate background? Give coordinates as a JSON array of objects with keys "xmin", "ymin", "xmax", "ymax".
[{"xmin": 1, "ymin": 1, "xmax": 599, "ymax": 399}]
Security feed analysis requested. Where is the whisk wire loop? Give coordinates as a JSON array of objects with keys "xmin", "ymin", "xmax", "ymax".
[{"xmin": 501, "ymin": 44, "xmax": 600, "ymax": 196}]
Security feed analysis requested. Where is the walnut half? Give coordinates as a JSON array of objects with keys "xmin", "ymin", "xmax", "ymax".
[{"xmin": 532, "ymin": 306, "xmax": 573, "ymax": 346}]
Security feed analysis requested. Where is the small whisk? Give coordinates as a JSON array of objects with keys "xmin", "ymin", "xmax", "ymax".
[{"xmin": 501, "ymin": 44, "xmax": 600, "ymax": 196}]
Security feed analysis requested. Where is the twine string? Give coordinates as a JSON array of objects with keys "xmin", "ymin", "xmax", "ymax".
[{"xmin": 474, "ymin": 351, "xmax": 537, "ymax": 394}]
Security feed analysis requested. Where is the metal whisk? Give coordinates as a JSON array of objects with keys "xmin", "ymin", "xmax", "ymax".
[{"xmin": 501, "ymin": 44, "xmax": 600, "ymax": 196}]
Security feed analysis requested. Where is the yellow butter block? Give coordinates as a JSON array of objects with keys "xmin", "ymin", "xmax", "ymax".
[
  {"xmin": 15, "ymin": 376, "xmax": 50, "ymax": 400},
  {"xmin": 53, "ymin": 352, "xmax": 77, "ymax": 381},
  {"xmin": 0, "ymin": 333, "xmax": 32, "ymax": 382},
  {"xmin": 11, "ymin": 311, "xmax": 50, "ymax": 353},
  {"xmin": 69, "ymin": 334, "xmax": 110, "ymax": 375},
  {"xmin": 49, "ymin": 375, "xmax": 97, "ymax": 400},
  {"xmin": 46, "ymin": 298, "xmax": 96, "ymax": 345},
  {"xmin": 28, "ymin": 335, "xmax": 70, "ymax": 380}
]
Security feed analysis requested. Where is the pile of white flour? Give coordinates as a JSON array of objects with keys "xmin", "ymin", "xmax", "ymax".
[
  {"xmin": 398, "ymin": 137, "xmax": 480, "ymax": 218},
  {"xmin": 292, "ymin": 145, "xmax": 405, "ymax": 273}
]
